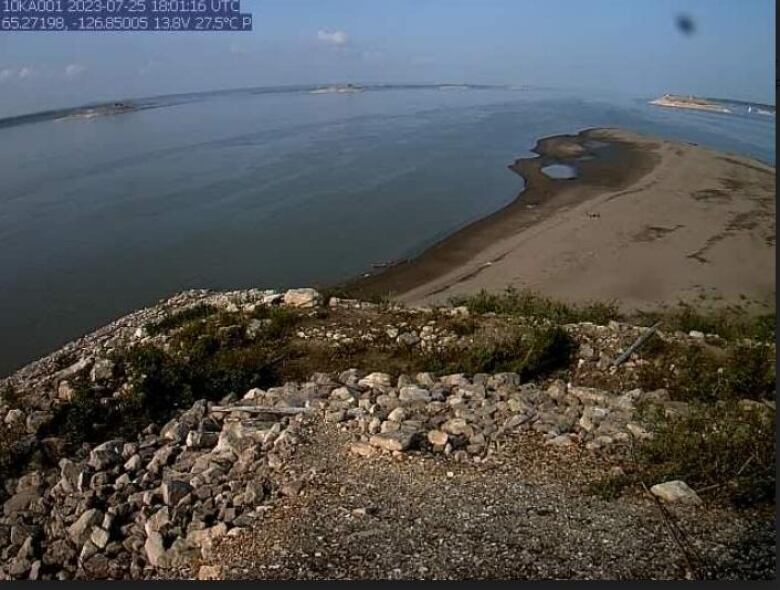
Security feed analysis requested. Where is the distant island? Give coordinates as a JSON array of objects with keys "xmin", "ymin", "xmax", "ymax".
[{"xmin": 649, "ymin": 94, "xmax": 731, "ymax": 113}]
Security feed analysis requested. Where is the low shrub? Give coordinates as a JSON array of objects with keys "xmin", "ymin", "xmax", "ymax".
[
  {"xmin": 638, "ymin": 401, "xmax": 776, "ymax": 506},
  {"xmin": 450, "ymin": 287, "xmax": 621, "ymax": 325},
  {"xmin": 145, "ymin": 303, "xmax": 219, "ymax": 336},
  {"xmin": 637, "ymin": 342, "xmax": 775, "ymax": 403}
]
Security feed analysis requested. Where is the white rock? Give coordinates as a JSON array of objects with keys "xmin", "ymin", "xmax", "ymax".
[
  {"xmin": 650, "ymin": 481, "xmax": 702, "ymax": 505},
  {"xmin": 358, "ymin": 372, "xmax": 392, "ymax": 389},
  {"xmin": 398, "ymin": 386, "xmax": 431, "ymax": 403},
  {"xmin": 283, "ymin": 288, "xmax": 321, "ymax": 308}
]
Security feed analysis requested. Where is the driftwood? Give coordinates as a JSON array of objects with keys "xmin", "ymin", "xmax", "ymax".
[
  {"xmin": 209, "ymin": 405, "xmax": 311, "ymax": 415},
  {"xmin": 611, "ymin": 321, "xmax": 662, "ymax": 367}
]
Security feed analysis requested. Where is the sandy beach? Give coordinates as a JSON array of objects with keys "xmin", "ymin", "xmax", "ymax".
[{"xmin": 352, "ymin": 128, "xmax": 776, "ymax": 312}]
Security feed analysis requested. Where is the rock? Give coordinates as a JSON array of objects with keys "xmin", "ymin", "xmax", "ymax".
[
  {"xmin": 324, "ymin": 410, "xmax": 346, "ymax": 423},
  {"xmin": 25, "ymin": 411, "xmax": 51, "ymax": 434},
  {"xmin": 90, "ymin": 527, "xmax": 110, "ymax": 549},
  {"xmin": 88, "ymin": 440, "xmax": 123, "ymax": 471},
  {"xmin": 397, "ymin": 332, "xmax": 420, "ymax": 346},
  {"xmin": 54, "ymin": 357, "xmax": 91, "ymax": 382},
  {"xmin": 90, "ymin": 358, "xmax": 115, "ymax": 383},
  {"xmin": 160, "ymin": 419, "xmax": 190, "ymax": 444},
  {"xmin": 4, "ymin": 408, "xmax": 25, "ymax": 425},
  {"xmin": 244, "ymin": 481, "xmax": 265, "ymax": 505},
  {"xmin": 398, "ymin": 386, "xmax": 431, "ymax": 403},
  {"xmin": 427, "ymin": 430, "xmax": 448, "ymax": 447},
  {"xmin": 144, "ymin": 507, "xmax": 171, "ymax": 536},
  {"xmin": 387, "ymin": 407, "xmax": 406, "ymax": 422},
  {"xmin": 283, "ymin": 288, "xmax": 321, "ymax": 308},
  {"xmin": 57, "ymin": 380, "xmax": 75, "ymax": 402},
  {"xmin": 198, "ymin": 565, "xmax": 222, "ymax": 580},
  {"xmin": 650, "ymin": 481, "xmax": 702, "ymax": 505},
  {"xmin": 185, "ymin": 431, "xmax": 219, "ymax": 449},
  {"xmin": 545, "ymin": 434, "xmax": 576, "ymax": 446},
  {"xmin": 349, "ymin": 442, "xmax": 376, "ymax": 457},
  {"xmin": 161, "ymin": 480, "xmax": 193, "ymax": 506},
  {"xmin": 546, "ymin": 380, "xmax": 567, "ymax": 401},
  {"xmin": 488, "ymin": 373, "xmax": 521, "ymax": 389},
  {"xmin": 688, "ymin": 330, "xmax": 705, "ymax": 339},
  {"xmin": 144, "ymin": 531, "xmax": 167, "ymax": 568},
  {"xmin": 3, "ymin": 492, "xmax": 41, "ymax": 517},
  {"xmin": 358, "ymin": 372, "xmax": 392, "ymax": 389},
  {"xmin": 123, "ymin": 454, "xmax": 142, "ymax": 472},
  {"xmin": 67, "ymin": 509, "xmax": 103, "ymax": 545},
  {"xmin": 369, "ymin": 431, "xmax": 415, "ymax": 452},
  {"xmin": 441, "ymin": 418, "xmax": 471, "ymax": 436},
  {"xmin": 415, "ymin": 372, "xmax": 437, "ymax": 387}
]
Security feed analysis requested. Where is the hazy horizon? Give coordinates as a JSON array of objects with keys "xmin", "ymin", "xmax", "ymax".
[{"xmin": 0, "ymin": 0, "xmax": 775, "ymax": 119}]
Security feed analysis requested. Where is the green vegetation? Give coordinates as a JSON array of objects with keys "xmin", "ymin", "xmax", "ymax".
[
  {"xmin": 638, "ymin": 401, "xmax": 775, "ymax": 507},
  {"xmin": 450, "ymin": 287, "xmax": 621, "ymax": 325},
  {"xmin": 44, "ymin": 306, "xmax": 302, "ymax": 446},
  {"xmin": 144, "ymin": 303, "xmax": 220, "ymax": 336},
  {"xmin": 635, "ymin": 302, "xmax": 775, "ymax": 342},
  {"xmin": 637, "ymin": 341, "xmax": 775, "ymax": 403},
  {"xmin": 420, "ymin": 324, "xmax": 573, "ymax": 379}
]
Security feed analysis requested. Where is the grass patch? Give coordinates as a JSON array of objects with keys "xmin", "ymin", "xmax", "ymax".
[
  {"xmin": 419, "ymin": 324, "xmax": 574, "ymax": 378},
  {"xmin": 44, "ymin": 306, "xmax": 303, "ymax": 446},
  {"xmin": 635, "ymin": 303, "xmax": 775, "ymax": 342},
  {"xmin": 637, "ymin": 401, "xmax": 775, "ymax": 507},
  {"xmin": 637, "ymin": 342, "xmax": 775, "ymax": 403},
  {"xmin": 450, "ymin": 287, "xmax": 621, "ymax": 325},
  {"xmin": 145, "ymin": 303, "xmax": 220, "ymax": 336},
  {"xmin": 586, "ymin": 472, "xmax": 639, "ymax": 501}
]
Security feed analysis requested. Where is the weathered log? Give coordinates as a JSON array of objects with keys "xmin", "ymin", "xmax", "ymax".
[{"xmin": 611, "ymin": 321, "xmax": 662, "ymax": 366}]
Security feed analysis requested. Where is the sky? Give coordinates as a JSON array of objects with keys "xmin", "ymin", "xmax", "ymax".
[{"xmin": 0, "ymin": 0, "xmax": 775, "ymax": 117}]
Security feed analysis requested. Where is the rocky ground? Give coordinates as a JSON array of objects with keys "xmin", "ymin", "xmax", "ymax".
[{"xmin": 0, "ymin": 288, "xmax": 775, "ymax": 580}]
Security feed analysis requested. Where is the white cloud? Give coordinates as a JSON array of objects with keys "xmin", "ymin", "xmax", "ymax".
[
  {"xmin": 64, "ymin": 63, "xmax": 86, "ymax": 78},
  {"xmin": 0, "ymin": 68, "xmax": 14, "ymax": 82},
  {"xmin": 17, "ymin": 66, "xmax": 33, "ymax": 79},
  {"xmin": 317, "ymin": 29, "xmax": 348, "ymax": 47}
]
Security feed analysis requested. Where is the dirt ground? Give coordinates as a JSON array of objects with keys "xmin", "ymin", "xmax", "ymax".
[{"xmin": 205, "ymin": 419, "xmax": 775, "ymax": 580}]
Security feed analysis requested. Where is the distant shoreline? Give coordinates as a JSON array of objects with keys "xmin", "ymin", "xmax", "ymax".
[
  {"xmin": 649, "ymin": 94, "xmax": 731, "ymax": 114},
  {"xmin": 348, "ymin": 127, "xmax": 776, "ymax": 312}
]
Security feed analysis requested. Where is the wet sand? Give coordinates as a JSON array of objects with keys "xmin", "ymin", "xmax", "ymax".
[{"xmin": 350, "ymin": 128, "xmax": 775, "ymax": 312}]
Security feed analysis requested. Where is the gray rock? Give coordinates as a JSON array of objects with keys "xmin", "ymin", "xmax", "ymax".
[
  {"xmin": 90, "ymin": 526, "xmax": 110, "ymax": 549},
  {"xmin": 161, "ymin": 479, "xmax": 193, "ymax": 506},
  {"xmin": 358, "ymin": 372, "xmax": 392, "ymax": 389},
  {"xmin": 387, "ymin": 407, "xmax": 406, "ymax": 422},
  {"xmin": 90, "ymin": 358, "xmax": 115, "ymax": 383},
  {"xmin": 4, "ymin": 408, "xmax": 25, "ymax": 425},
  {"xmin": 398, "ymin": 386, "xmax": 431, "ymax": 403},
  {"xmin": 369, "ymin": 431, "xmax": 416, "ymax": 452},
  {"xmin": 67, "ymin": 508, "xmax": 103, "ymax": 545},
  {"xmin": 88, "ymin": 440, "xmax": 123, "ymax": 471},
  {"xmin": 3, "ymin": 492, "xmax": 41, "ymax": 517},
  {"xmin": 144, "ymin": 531, "xmax": 167, "ymax": 568}
]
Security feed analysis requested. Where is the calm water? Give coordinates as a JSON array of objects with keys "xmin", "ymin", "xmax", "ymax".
[
  {"xmin": 0, "ymin": 86, "xmax": 775, "ymax": 375},
  {"xmin": 541, "ymin": 164, "xmax": 578, "ymax": 180}
]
